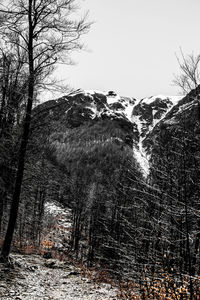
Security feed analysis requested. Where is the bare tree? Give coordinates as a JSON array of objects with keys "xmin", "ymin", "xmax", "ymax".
[
  {"xmin": 173, "ymin": 48, "xmax": 200, "ymax": 94},
  {"xmin": 0, "ymin": 0, "xmax": 90, "ymax": 261}
]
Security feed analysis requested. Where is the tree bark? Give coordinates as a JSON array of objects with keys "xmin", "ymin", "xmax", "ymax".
[{"xmin": 0, "ymin": 0, "xmax": 34, "ymax": 261}]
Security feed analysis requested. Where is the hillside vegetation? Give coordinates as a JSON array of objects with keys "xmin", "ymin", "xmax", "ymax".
[{"xmin": 1, "ymin": 89, "xmax": 200, "ymax": 299}]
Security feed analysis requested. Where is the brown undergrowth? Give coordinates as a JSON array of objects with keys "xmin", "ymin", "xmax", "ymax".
[
  {"xmin": 72, "ymin": 262, "xmax": 200, "ymax": 299},
  {"xmin": 0, "ymin": 239, "xmax": 199, "ymax": 299}
]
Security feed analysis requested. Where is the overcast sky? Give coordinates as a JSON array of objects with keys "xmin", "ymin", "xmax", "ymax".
[{"xmin": 54, "ymin": 0, "xmax": 200, "ymax": 100}]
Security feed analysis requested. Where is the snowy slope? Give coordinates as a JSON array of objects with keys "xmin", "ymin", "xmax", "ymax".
[
  {"xmin": 83, "ymin": 90, "xmax": 136, "ymax": 122},
  {"xmin": 65, "ymin": 91, "xmax": 183, "ymax": 178},
  {"xmin": 133, "ymin": 95, "xmax": 182, "ymax": 138},
  {"xmin": 131, "ymin": 95, "xmax": 183, "ymax": 177},
  {"xmin": 35, "ymin": 90, "xmax": 184, "ymax": 178},
  {"xmin": 80, "ymin": 92, "xmax": 183, "ymax": 177}
]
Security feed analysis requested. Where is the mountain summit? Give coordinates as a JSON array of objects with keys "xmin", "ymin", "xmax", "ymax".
[{"xmin": 34, "ymin": 90, "xmax": 187, "ymax": 177}]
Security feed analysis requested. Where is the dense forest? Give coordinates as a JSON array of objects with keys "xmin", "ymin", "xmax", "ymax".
[{"xmin": 0, "ymin": 0, "xmax": 200, "ymax": 299}]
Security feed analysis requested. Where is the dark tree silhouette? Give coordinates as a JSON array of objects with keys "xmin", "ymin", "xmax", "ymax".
[{"xmin": 0, "ymin": 0, "xmax": 90, "ymax": 261}]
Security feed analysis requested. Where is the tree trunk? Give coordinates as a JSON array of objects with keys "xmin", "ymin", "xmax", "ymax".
[{"xmin": 0, "ymin": 0, "xmax": 34, "ymax": 261}]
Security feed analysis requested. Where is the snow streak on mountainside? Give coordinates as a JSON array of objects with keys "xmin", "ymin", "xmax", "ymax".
[
  {"xmin": 35, "ymin": 90, "xmax": 184, "ymax": 178},
  {"xmin": 132, "ymin": 95, "xmax": 183, "ymax": 177},
  {"xmin": 62, "ymin": 90, "xmax": 184, "ymax": 177}
]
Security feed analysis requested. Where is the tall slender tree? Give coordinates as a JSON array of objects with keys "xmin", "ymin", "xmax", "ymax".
[{"xmin": 0, "ymin": 0, "xmax": 90, "ymax": 261}]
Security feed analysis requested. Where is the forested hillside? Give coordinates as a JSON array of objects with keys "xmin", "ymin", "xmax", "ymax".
[
  {"xmin": 0, "ymin": 0, "xmax": 200, "ymax": 299},
  {"xmin": 1, "ymin": 87, "xmax": 200, "ymax": 299}
]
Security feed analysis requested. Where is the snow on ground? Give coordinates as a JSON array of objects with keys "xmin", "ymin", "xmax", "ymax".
[
  {"xmin": 132, "ymin": 95, "xmax": 183, "ymax": 178},
  {"xmin": 112, "ymin": 97, "xmax": 136, "ymax": 122},
  {"xmin": 84, "ymin": 90, "xmax": 135, "ymax": 122},
  {"xmin": 147, "ymin": 95, "xmax": 183, "ymax": 131},
  {"xmin": 44, "ymin": 201, "xmax": 72, "ymax": 230},
  {"xmin": 123, "ymin": 102, "xmax": 134, "ymax": 121},
  {"xmin": 141, "ymin": 95, "xmax": 182, "ymax": 105},
  {"xmin": 132, "ymin": 113, "xmax": 150, "ymax": 177},
  {"xmin": 138, "ymin": 95, "xmax": 183, "ymax": 134},
  {"xmin": 0, "ymin": 254, "xmax": 118, "ymax": 300},
  {"xmin": 84, "ymin": 90, "xmax": 107, "ymax": 96},
  {"xmin": 133, "ymin": 144, "xmax": 150, "ymax": 177},
  {"xmin": 43, "ymin": 201, "xmax": 72, "ymax": 251},
  {"xmin": 0, "ymin": 202, "xmax": 118, "ymax": 299},
  {"xmin": 107, "ymin": 94, "xmax": 136, "ymax": 122},
  {"xmin": 44, "ymin": 202, "xmax": 69, "ymax": 216},
  {"xmin": 106, "ymin": 94, "xmax": 121, "ymax": 104}
]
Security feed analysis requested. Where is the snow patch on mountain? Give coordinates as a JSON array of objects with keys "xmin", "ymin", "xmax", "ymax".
[
  {"xmin": 121, "ymin": 98, "xmax": 136, "ymax": 121},
  {"xmin": 106, "ymin": 94, "xmax": 121, "ymax": 104},
  {"xmin": 82, "ymin": 90, "xmax": 152, "ymax": 176},
  {"xmin": 132, "ymin": 115, "xmax": 150, "ymax": 177},
  {"xmin": 85, "ymin": 89, "xmax": 107, "ymax": 96},
  {"xmin": 141, "ymin": 95, "xmax": 182, "ymax": 106},
  {"xmin": 134, "ymin": 145, "xmax": 150, "ymax": 177},
  {"xmin": 132, "ymin": 95, "xmax": 183, "ymax": 177},
  {"xmin": 83, "ymin": 90, "xmax": 136, "ymax": 122}
]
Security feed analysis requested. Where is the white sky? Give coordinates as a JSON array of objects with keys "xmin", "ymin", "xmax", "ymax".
[{"xmin": 53, "ymin": 0, "xmax": 200, "ymax": 100}]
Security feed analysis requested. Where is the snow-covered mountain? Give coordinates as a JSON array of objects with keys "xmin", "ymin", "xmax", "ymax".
[
  {"xmin": 33, "ymin": 87, "xmax": 200, "ymax": 178},
  {"xmin": 64, "ymin": 91, "xmax": 184, "ymax": 177},
  {"xmin": 66, "ymin": 89, "xmax": 136, "ymax": 122}
]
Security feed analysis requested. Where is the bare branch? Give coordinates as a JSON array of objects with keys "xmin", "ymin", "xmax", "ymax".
[
  {"xmin": 0, "ymin": 0, "xmax": 91, "ymax": 94},
  {"xmin": 173, "ymin": 48, "xmax": 200, "ymax": 94}
]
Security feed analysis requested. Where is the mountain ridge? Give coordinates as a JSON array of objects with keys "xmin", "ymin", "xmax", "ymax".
[{"xmin": 34, "ymin": 89, "xmax": 188, "ymax": 177}]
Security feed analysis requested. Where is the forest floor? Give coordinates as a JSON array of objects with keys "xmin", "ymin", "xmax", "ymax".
[
  {"xmin": 1, "ymin": 201, "xmax": 199, "ymax": 299},
  {"xmin": 0, "ymin": 253, "xmax": 118, "ymax": 300},
  {"xmin": 0, "ymin": 202, "xmax": 119, "ymax": 299}
]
